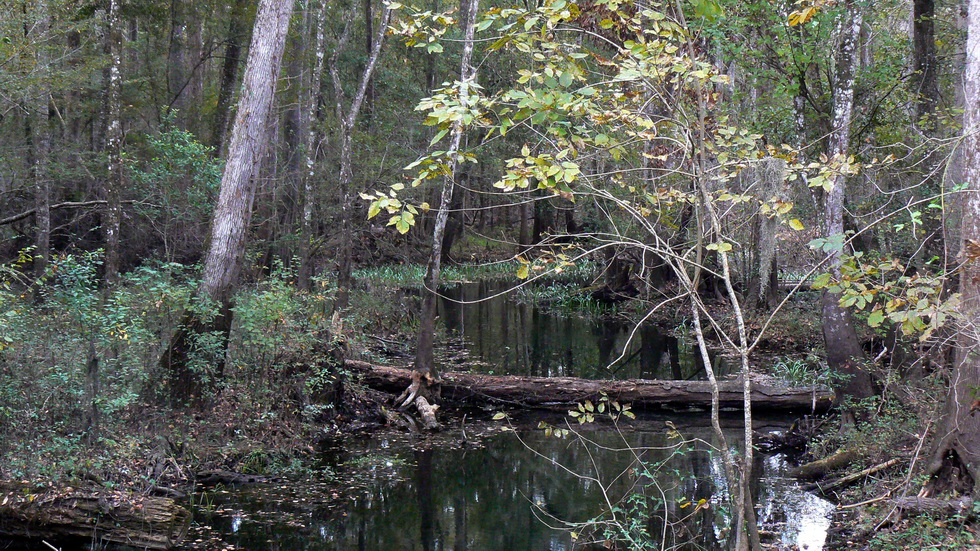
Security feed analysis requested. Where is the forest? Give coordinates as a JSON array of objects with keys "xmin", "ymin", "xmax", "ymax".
[{"xmin": 1, "ymin": 0, "xmax": 979, "ymax": 549}]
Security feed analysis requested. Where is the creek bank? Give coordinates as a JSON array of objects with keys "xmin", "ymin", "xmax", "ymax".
[
  {"xmin": 346, "ymin": 359, "xmax": 834, "ymax": 413},
  {"xmin": 0, "ymin": 483, "xmax": 190, "ymax": 550}
]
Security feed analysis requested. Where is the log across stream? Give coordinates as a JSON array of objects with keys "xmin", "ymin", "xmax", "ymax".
[{"xmin": 347, "ymin": 360, "xmax": 835, "ymax": 413}]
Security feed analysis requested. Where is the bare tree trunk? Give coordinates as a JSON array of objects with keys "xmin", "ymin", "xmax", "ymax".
[
  {"xmin": 406, "ymin": 0, "xmax": 479, "ymax": 430},
  {"xmin": 212, "ymin": 0, "xmax": 250, "ymax": 156},
  {"xmin": 160, "ymin": 0, "xmax": 295, "ymax": 405},
  {"xmin": 926, "ymin": 0, "xmax": 980, "ymax": 497},
  {"xmin": 913, "ymin": 0, "xmax": 939, "ymax": 122},
  {"xmin": 298, "ymin": 0, "xmax": 328, "ymax": 291},
  {"xmin": 821, "ymin": 1, "xmax": 874, "ymax": 402},
  {"xmin": 28, "ymin": 0, "xmax": 51, "ymax": 282},
  {"xmin": 167, "ymin": 0, "xmax": 187, "ymax": 122},
  {"xmin": 329, "ymin": 4, "xmax": 393, "ymax": 309},
  {"xmin": 104, "ymin": 0, "xmax": 124, "ymax": 285}
]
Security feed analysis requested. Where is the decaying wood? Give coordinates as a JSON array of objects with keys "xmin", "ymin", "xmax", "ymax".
[
  {"xmin": 195, "ymin": 470, "xmax": 269, "ymax": 486},
  {"xmin": 892, "ymin": 496, "xmax": 975, "ymax": 518},
  {"xmin": 806, "ymin": 458, "xmax": 901, "ymax": 494},
  {"xmin": 789, "ymin": 448, "xmax": 864, "ymax": 480},
  {"xmin": 0, "ymin": 484, "xmax": 190, "ymax": 550},
  {"xmin": 346, "ymin": 361, "xmax": 834, "ymax": 413}
]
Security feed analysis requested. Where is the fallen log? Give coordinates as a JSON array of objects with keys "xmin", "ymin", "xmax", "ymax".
[
  {"xmin": 893, "ymin": 496, "xmax": 974, "ymax": 518},
  {"xmin": 789, "ymin": 448, "xmax": 865, "ymax": 480},
  {"xmin": 805, "ymin": 458, "xmax": 901, "ymax": 494},
  {"xmin": 346, "ymin": 361, "xmax": 834, "ymax": 413},
  {"xmin": 195, "ymin": 470, "xmax": 269, "ymax": 486},
  {"xmin": 0, "ymin": 483, "xmax": 190, "ymax": 550}
]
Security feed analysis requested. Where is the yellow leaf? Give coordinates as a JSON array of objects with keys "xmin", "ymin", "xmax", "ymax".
[{"xmin": 789, "ymin": 218, "xmax": 804, "ymax": 231}]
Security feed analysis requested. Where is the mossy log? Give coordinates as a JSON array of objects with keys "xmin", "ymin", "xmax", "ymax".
[
  {"xmin": 0, "ymin": 484, "xmax": 190, "ymax": 550},
  {"xmin": 789, "ymin": 448, "xmax": 865, "ymax": 480},
  {"xmin": 346, "ymin": 361, "xmax": 834, "ymax": 413}
]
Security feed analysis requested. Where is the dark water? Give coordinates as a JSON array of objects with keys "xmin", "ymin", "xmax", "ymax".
[
  {"xmin": 201, "ymin": 416, "xmax": 832, "ymax": 551},
  {"xmin": 437, "ymin": 280, "xmax": 728, "ymax": 380},
  {"xmin": 191, "ymin": 281, "xmax": 828, "ymax": 551}
]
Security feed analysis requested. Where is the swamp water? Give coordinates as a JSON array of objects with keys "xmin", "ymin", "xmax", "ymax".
[
  {"xmin": 193, "ymin": 280, "xmax": 832, "ymax": 550},
  {"xmin": 434, "ymin": 280, "xmax": 729, "ymax": 380},
  {"xmin": 200, "ymin": 417, "xmax": 833, "ymax": 551}
]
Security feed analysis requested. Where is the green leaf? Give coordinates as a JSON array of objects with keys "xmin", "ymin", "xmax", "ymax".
[
  {"xmin": 492, "ymin": 412, "xmax": 507, "ymax": 420},
  {"xmin": 430, "ymin": 128, "xmax": 449, "ymax": 146}
]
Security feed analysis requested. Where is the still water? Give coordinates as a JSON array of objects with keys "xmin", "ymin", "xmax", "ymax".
[
  {"xmin": 436, "ymin": 280, "xmax": 728, "ymax": 380},
  {"xmin": 202, "ymin": 416, "xmax": 833, "ymax": 551},
  {"xmin": 196, "ymin": 280, "xmax": 830, "ymax": 550}
]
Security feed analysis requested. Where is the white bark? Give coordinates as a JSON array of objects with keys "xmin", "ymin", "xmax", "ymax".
[
  {"xmin": 104, "ymin": 0, "xmax": 123, "ymax": 284},
  {"xmin": 298, "ymin": 0, "xmax": 328, "ymax": 290},
  {"xmin": 199, "ymin": 0, "xmax": 296, "ymax": 303}
]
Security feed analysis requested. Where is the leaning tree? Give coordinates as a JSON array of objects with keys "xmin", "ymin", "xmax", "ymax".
[{"xmin": 159, "ymin": 0, "xmax": 296, "ymax": 405}]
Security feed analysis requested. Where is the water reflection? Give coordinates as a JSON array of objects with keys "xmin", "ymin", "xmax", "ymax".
[
  {"xmin": 204, "ymin": 417, "xmax": 832, "ymax": 551},
  {"xmin": 437, "ymin": 281, "xmax": 728, "ymax": 380}
]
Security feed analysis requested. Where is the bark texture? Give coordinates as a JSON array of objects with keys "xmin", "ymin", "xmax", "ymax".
[
  {"xmin": 160, "ymin": 0, "xmax": 295, "ymax": 404},
  {"xmin": 0, "ymin": 484, "xmax": 190, "ymax": 550},
  {"xmin": 821, "ymin": 1, "xmax": 874, "ymax": 401},
  {"xmin": 926, "ymin": 0, "xmax": 980, "ymax": 496},
  {"xmin": 103, "ymin": 0, "xmax": 124, "ymax": 285},
  {"xmin": 913, "ymin": 0, "xmax": 939, "ymax": 120}
]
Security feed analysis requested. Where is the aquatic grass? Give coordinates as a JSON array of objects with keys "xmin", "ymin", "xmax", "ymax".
[
  {"xmin": 354, "ymin": 259, "xmax": 599, "ymax": 289},
  {"xmin": 513, "ymin": 281, "xmax": 614, "ymax": 318}
]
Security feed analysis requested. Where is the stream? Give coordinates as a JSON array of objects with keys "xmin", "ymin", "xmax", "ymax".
[
  {"xmin": 435, "ymin": 280, "xmax": 729, "ymax": 379},
  {"xmin": 193, "ymin": 280, "xmax": 832, "ymax": 551},
  {"xmin": 200, "ymin": 416, "xmax": 833, "ymax": 551}
]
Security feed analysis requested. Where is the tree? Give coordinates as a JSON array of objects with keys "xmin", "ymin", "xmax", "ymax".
[
  {"xmin": 330, "ymin": 0, "xmax": 394, "ymax": 309},
  {"xmin": 389, "ymin": 0, "xmax": 479, "ymax": 430},
  {"xmin": 160, "ymin": 0, "xmax": 296, "ymax": 404},
  {"xmin": 103, "ymin": 0, "xmax": 124, "ymax": 285},
  {"xmin": 820, "ymin": 0, "xmax": 875, "ymax": 403},
  {"xmin": 926, "ymin": 0, "xmax": 980, "ymax": 497}
]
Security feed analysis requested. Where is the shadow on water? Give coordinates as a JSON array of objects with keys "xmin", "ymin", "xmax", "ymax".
[
  {"xmin": 436, "ymin": 280, "xmax": 729, "ymax": 380},
  {"xmin": 202, "ymin": 415, "xmax": 833, "ymax": 551}
]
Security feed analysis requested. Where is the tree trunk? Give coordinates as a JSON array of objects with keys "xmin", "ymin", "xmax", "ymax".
[
  {"xmin": 913, "ymin": 0, "xmax": 939, "ymax": 122},
  {"xmin": 414, "ymin": 0, "xmax": 478, "ymax": 381},
  {"xmin": 821, "ymin": 1, "xmax": 874, "ymax": 402},
  {"xmin": 298, "ymin": 0, "xmax": 328, "ymax": 291},
  {"xmin": 28, "ymin": 0, "xmax": 51, "ymax": 282},
  {"xmin": 160, "ymin": 0, "xmax": 295, "ymax": 405},
  {"xmin": 329, "ymin": 4, "xmax": 393, "ymax": 309},
  {"xmin": 347, "ymin": 361, "xmax": 834, "ymax": 412},
  {"xmin": 103, "ymin": 0, "xmax": 124, "ymax": 285},
  {"xmin": 212, "ymin": 0, "xmax": 250, "ymax": 156},
  {"xmin": 0, "ymin": 483, "xmax": 190, "ymax": 550},
  {"xmin": 167, "ymin": 0, "xmax": 187, "ymax": 121},
  {"xmin": 926, "ymin": 0, "xmax": 980, "ymax": 497}
]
